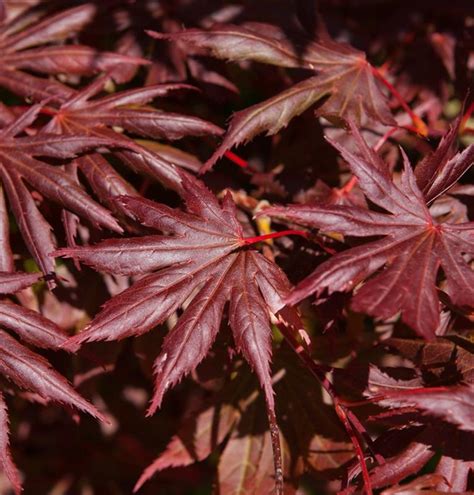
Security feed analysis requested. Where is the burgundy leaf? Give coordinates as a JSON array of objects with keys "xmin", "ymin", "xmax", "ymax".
[
  {"xmin": 0, "ymin": 185, "xmax": 12, "ymax": 271},
  {"xmin": 3, "ymin": 45, "xmax": 149, "ymax": 76},
  {"xmin": 370, "ymin": 441, "xmax": 433, "ymax": 490},
  {"xmin": 0, "ymin": 392, "xmax": 21, "ymax": 495},
  {"xmin": 199, "ymin": 76, "xmax": 326, "ymax": 174},
  {"xmin": 0, "ymin": 67, "xmax": 74, "ymax": 102},
  {"xmin": 43, "ymin": 77, "xmax": 222, "ymax": 141},
  {"xmin": 0, "ymin": 271, "xmax": 40, "ymax": 293},
  {"xmin": 0, "ymin": 4, "xmax": 96, "ymax": 52},
  {"xmin": 40, "ymin": 76, "xmax": 222, "ymax": 199},
  {"xmin": 150, "ymin": 22, "xmax": 395, "ymax": 171},
  {"xmin": 435, "ymin": 456, "xmax": 474, "ymax": 492},
  {"xmin": 0, "ymin": 330, "xmax": 104, "ymax": 421},
  {"xmin": 265, "ymin": 124, "xmax": 474, "ymax": 338},
  {"xmin": 0, "ymin": 4, "xmax": 148, "ymax": 100},
  {"xmin": 0, "ymin": 107, "xmax": 136, "ymax": 275},
  {"xmin": 415, "ymin": 119, "xmax": 474, "ymax": 203},
  {"xmin": 379, "ymin": 384, "xmax": 474, "ymax": 432},
  {"xmin": 0, "ymin": 300, "xmax": 68, "ymax": 349},
  {"xmin": 58, "ymin": 175, "xmax": 291, "ymax": 416}
]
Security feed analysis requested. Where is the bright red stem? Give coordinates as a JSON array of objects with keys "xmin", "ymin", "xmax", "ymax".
[
  {"xmin": 39, "ymin": 106, "xmax": 57, "ymax": 116},
  {"xmin": 461, "ymin": 101, "xmax": 474, "ymax": 132},
  {"xmin": 335, "ymin": 404, "xmax": 373, "ymax": 495},
  {"xmin": 340, "ymin": 175, "xmax": 358, "ymax": 194},
  {"xmin": 371, "ymin": 66, "xmax": 428, "ymax": 136},
  {"xmin": 374, "ymin": 127, "xmax": 398, "ymax": 151},
  {"xmin": 242, "ymin": 229, "xmax": 308, "ymax": 245},
  {"xmin": 224, "ymin": 150, "xmax": 248, "ymax": 168}
]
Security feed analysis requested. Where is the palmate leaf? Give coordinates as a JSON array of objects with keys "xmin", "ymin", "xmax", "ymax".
[
  {"xmin": 0, "ymin": 3, "xmax": 148, "ymax": 101},
  {"xmin": 57, "ymin": 172, "xmax": 292, "ymax": 412},
  {"xmin": 41, "ymin": 75, "xmax": 223, "ymax": 203},
  {"xmin": 0, "ymin": 103, "xmax": 140, "ymax": 277},
  {"xmin": 57, "ymin": 173, "xmax": 297, "ymax": 493},
  {"xmin": 149, "ymin": 21, "xmax": 396, "ymax": 172},
  {"xmin": 42, "ymin": 77, "xmax": 223, "ymax": 141},
  {"xmin": 266, "ymin": 124, "xmax": 474, "ymax": 339},
  {"xmin": 0, "ymin": 271, "xmax": 105, "ymax": 494}
]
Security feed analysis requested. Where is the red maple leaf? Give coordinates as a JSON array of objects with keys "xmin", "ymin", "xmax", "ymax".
[
  {"xmin": 0, "ymin": 270, "xmax": 105, "ymax": 494},
  {"xmin": 57, "ymin": 173, "xmax": 303, "ymax": 493},
  {"xmin": 0, "ymin": 4, "xmax": 147, "ymax": 102},
  {"xmin": 266, "ymin": 124, "xmax": 474, "ymax": 339},
  {"xmin": 149, "ymin": 21, "xmax": 401, "ymax": 172}
]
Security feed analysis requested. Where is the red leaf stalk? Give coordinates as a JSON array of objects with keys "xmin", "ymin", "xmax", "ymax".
[
  {"xmin": 460, "ymin": 101, "xmax": 474, "ymax": 132},
  {"xmin": 371, "ymin": 66, "xmax": 428, "ymax": 136},
  {"xmin": 224, "ymin": 150, "xmax": 249, "ymax": 168},
  {"xmin": 241, "ymin": 230, "xmax": 308, "ymax": 245}
]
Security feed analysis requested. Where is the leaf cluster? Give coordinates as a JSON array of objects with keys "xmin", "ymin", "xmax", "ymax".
[{"xmin": 0, "ymin": 1, "xmax": 471, "ymax": 495}]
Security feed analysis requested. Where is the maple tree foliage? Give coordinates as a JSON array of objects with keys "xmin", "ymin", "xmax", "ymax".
[
  {"xmin": 0, "ymin": 270, "xmax": 104, "ymax": 494},
  {"xmin": 0, "ymin": 102, "xmax": 140, "ymax": 279},
  {"xmin": 57, "ymin": 173, "xmax": 299, "ymax": 490},
  {"xmin": 0, "ymin": 3, "xmax": 147, "ymax": 101},
  {"xmin": 40, "ymin": 75, "xmax": 223, "ymax": 201},
  {"xmin": 148, "ymin": 19, "xmax": 399, "ymax": 172},
  {"xmin": 0, "ymin": 0, "xmax": 472, "ymax": 494},
  {"xmin": 58, "ymin": 173, "xmax": 292, "ymax": 416},
  {"xmin": 266, "ymin": 122, "xmax": 474, "ymax": 339}
]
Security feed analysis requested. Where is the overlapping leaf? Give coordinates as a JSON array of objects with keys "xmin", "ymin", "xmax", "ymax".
[
  {"xmin": 149, "ymin": 21, "xmax": 396, "ymax": 171},
  {"xmin": 58, "ymin": 174, "xmax": 293, "ymax": 421},
  {"xmin": 0, "ymin": 271, "xmax": 105, "ymax": 494},
  {"xmin": 0, "ymin": 103, "xmax": 142, "ymax": 277},
  {"xmin": 335, "ymin": 337, "xmax": 474, "ymax": 492},
  {"xmin": 266, "ymin": 124, "xmax": 474, "ymax": 339},
  {"xmin": 41, "ymin": 75, "xmax": 223, "ymax": 204},
  {"xmin": 0, "ymin": 4, "xmax": 147, "ymax": 101}
]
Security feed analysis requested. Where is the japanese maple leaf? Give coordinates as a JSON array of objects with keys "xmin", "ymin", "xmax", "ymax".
[
  {"xmin": 42, "ymin": 76, "xmax": 222, "ymax": 141},
  {"xmin": 0, "ymin": 4, "xmax": 147, "ymax": 102},
  {"xmin": 149, "ymin": 21, "xmax": 397, "ymax": 171},
  {"xmin": 57, "ymin": 173, "xmax": 294, "ymax": 418},
  {"xmin": 0, "ymin": 270, "xmax": 105, "ymax": 494},
  {"xmin": 41, "ymin": 75, "xmax": 223, "ymax": 202},
  {"xmin": 0, "ymin": 102, "xmax": 138, "ymax": 277},
  {"xmin": 266, "ymin": 124, "xmax": 474, "ymax": 339}
]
